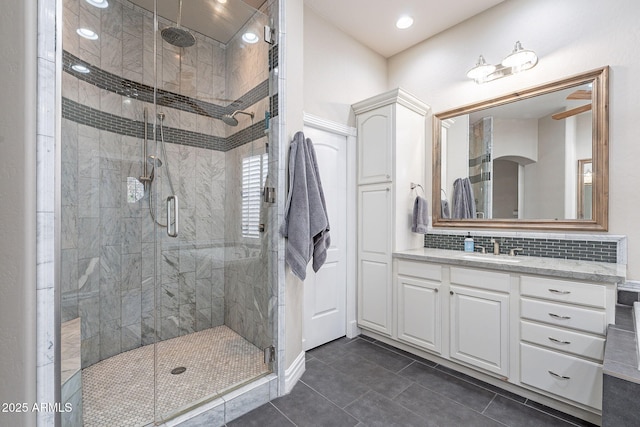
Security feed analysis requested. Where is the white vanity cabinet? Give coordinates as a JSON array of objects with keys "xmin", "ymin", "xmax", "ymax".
[
  {"xmin": 373, "ymin": 250, "xmax": 622, "ymax": 423},
  {"xmin": 449, "ymin": 267, "xmax": 511, "ymax": 377},
  {"xmin": 353, "ymin": 89, "xmax": 429, "ymax": 337},
  {"xmin": 519, "ymin": 275, "xmax": 613, "ymax": 410}
]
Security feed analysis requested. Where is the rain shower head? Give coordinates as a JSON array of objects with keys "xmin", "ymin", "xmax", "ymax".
[
  {"xmin": 221, "ymin": 110, "xmax": 255, "ymax": 126},
  {"xmin": 161, "ymin": 27, "xmax": 195, "ymax": 48},
  {"xmin": 161, "ymin": 0, "xmax": 195, "ymax": 48}
]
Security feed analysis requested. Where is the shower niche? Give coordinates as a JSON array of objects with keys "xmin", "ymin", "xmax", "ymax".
[{"xmin": 59, "ymin": 0, "xmax": 279, "ymax": 425}]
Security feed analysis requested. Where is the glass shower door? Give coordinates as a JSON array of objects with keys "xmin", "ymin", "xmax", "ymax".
[{"xmin": 151, "ymin": 0, "xmax": 275, "ymax": 422}]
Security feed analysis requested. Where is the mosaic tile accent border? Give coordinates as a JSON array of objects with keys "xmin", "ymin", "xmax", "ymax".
[
  {"xmin": 62, "ymin": 97, "xmax": 266, "ymax": 152},
  {"xmin": 63, "ymin": 50, "xmax": 269, "ymax": 120},
  {"xmin": 269, "ymin": 44, "xmax": 279, "ymax": 71},
  {"xmin": 424, "ymin": 233, "xmax": 618, "ymax": 263}
]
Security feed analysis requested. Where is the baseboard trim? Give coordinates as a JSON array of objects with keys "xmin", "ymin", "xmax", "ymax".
[
  {"xmin": 346, "ymin": 320, "xmax": 360, "ymax": 339},
  {"xmin": 284, "ymin": 351, "xmax": 305, "ymax": 394}
]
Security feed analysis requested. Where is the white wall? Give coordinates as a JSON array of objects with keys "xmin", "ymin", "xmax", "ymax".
[
  {"xmin": 524, "ymin": 114, "xmax": 565, "ymax": 219},
  {"xmin": 493, "ymin": 118, "xmax": 538, "ymax": 163},
  {"xmin": 283, "ymin": 0, "xmax": 305, "ymax": 371},
  {"xmin": 0, "ymin": 0, "xmax": 37, "ymax": 425},
  {"xmin": 388, "ymin": 0, "xmax": 640, "ymax": 278},
  {"xmin": 444, "ymin": 115, "xmax": 470, "ymax": 199},
  {"xmin": 303, "ymin": 5, "xmax": 387, "ymax": 126}
]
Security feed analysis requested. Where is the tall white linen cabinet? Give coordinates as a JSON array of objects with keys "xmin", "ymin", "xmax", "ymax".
[{"xmin": 352, "ymin": 88, "xmax": 429, "ymax": 337}]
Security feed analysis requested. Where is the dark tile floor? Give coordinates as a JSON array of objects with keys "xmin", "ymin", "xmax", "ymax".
[{"xmin": 228, "ymin": 336, "xmax": 598, "ymax": 427}]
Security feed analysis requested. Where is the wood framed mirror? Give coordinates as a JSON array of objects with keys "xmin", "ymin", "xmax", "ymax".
[{"xmin": 432, "ymin": 66, "xmax": 608, "ymax": 231}]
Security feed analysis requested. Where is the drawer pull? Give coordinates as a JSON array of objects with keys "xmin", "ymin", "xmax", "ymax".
[
  {"xmin": 548, "ymin": 289, "xmax": 571, "ymax": 295},
  {"xmin": 548, "ymin": 370, "xmax": 570, "ymax": 380},
  {"xmin": 548, "ymin": 337, "xmax": 571, "ymax": 345},
  {"xmin": 548, "ymin": 313, "xmax": 571, "ymax": 320}
]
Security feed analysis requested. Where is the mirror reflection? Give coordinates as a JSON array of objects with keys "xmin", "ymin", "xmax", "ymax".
[
  {"xmin": 433, "ymin": 67, "xmax": 608, "ymax": 231},
  {"xmin": 441, "ymin": 83, "xmax": 592, "ymax": 220}
]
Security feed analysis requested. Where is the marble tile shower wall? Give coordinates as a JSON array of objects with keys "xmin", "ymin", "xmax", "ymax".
[
  {"xmin": 224, "ymin": 139, "xmax": 273, "ymax": 351},
  {"xmin": 61, "ymin": 0, "xmax": 272, "ymax": 367}
]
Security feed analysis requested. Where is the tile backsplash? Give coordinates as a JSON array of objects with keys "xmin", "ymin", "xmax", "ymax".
[{"xmin": 424, "ymin": 233, "xmax": 620, "ymax": 263}]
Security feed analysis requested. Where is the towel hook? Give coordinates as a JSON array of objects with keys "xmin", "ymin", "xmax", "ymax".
[{"xmin": 410, "ymin": 182, "xmax": 425, "ymax": 196}]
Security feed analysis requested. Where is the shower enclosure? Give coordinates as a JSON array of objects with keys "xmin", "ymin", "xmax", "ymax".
[{"xmin": 59, "ymin": 0, "xmax": 278, "ymax": 425}]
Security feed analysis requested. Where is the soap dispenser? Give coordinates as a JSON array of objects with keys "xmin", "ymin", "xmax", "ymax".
[{"xmin": 464, "ymin": 233, "xmax": 475, "ymax": 252}]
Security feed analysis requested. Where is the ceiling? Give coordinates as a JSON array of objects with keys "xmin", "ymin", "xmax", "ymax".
[
  {"xmin": 304, "ymin": 0, "xmax": 505, "ymax": 58},
  {"xmin": 126, "ymin": 0, "xmax": 505, "ymax": 56},
  {"xmin": 128, "ymin": 0, "xmax": 267, "ymax": 45}
]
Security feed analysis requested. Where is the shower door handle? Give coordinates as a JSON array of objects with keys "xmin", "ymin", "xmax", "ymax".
[{"xmin": 167, "ymin": 195, "xmax": 179, "ymax": 237}]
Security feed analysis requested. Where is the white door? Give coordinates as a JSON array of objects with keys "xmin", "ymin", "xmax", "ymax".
[{"xmin": 303, "ymin": 125, "xmax": 347, "ymax": 351}]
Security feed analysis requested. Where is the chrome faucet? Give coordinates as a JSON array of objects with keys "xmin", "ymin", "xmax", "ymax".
[
  {"xmin": 491, "ymin": 239, "xmax": 500, "ymax": 255},
  {"xmin": 509, "ymin": 247, "xmax": 524, "ymax": 257},
  {"xmin": 475, "ymin": 245, "xmax": 486, "ymax": 254}
]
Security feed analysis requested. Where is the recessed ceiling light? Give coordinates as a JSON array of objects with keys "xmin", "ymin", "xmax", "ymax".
[
  {"xmin": 218, "ymin": 0, "xmax": 227, "ymax": 3},
  {"xmin": 71, "ymin": 64, "xmax": 90, "ymax": 74},
  {"xmin": 242, "ymin": 32, "xmax": 259, "ymax": 44},
  {"xmin": 396, "ymin": 15, "xmax": 414, "ymax": 30},
  {"xmin": 85, "ymin": 0, "xmax": 109, "ymax": 8},
  {"xmin": 76, "ymin": 28, "xmax": 99, "ymax": 40}
]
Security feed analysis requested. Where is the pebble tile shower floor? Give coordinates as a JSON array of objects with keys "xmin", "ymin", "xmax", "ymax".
[{"xmin": 82, "ymin": 325, "xmax": 269, "ymax": 427}]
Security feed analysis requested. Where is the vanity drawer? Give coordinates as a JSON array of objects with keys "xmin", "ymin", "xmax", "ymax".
[
  {"xmin": 520, "ymin": 320, "xmax": 605, "ymax": 361},
  {"xmin": 450, "ymin": 267, "xmax": 510, "ymax": 293},
  {"xmin": 520, "ymin": 276, "xmax": 606, "ymax": 308},
  {"xmin": 397, "ymin": 260, "xmax": 442, "ymax": 281},
  {"xmin": 520, "ymin": 343, "xmax": 602, "ymax": 410},
  {"xmin": 520, "ymin": 298, "xmax": 606, "ymax": 335}
]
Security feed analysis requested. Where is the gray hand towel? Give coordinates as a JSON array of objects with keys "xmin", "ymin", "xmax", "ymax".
[
  {"xmin": 411, "ymin": 196, "xmax": 429, "ymax": 233},
  {"xmin": 280, "ymin": 132, "xmax": 331, "ymax": 280}
]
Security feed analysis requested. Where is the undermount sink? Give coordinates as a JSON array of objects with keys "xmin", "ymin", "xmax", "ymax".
[{"xmin": 458, "ymin": 253, "xmax": 522, "ymax": 263}]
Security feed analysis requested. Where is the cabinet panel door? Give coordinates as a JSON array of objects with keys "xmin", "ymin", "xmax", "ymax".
[
  {"xmin": 359, "ymin": 259, "xmax": 392, "ymax": 335},
  {"xmin": 357, "ymin": 105, "xmax": 393, "ymax": 184},
  {"xmin": 397, "ymin": 276, "xmax": 442, "ymax": 353},
  {"xmin": 359, "ymin": 185, "xmax": 392, "ymax": 256},
  {"xmin": 357, "ymin": 184, "xmax": 393, "ymax": 335},
  {"xmin": 450, "ymin": 286, "xmax": 509, "ymax": 377}
]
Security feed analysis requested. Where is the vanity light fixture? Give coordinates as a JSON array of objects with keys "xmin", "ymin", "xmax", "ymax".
[
  {"xmin": 396, "ymin": 15, "xmax": 414, "ymax": 30},
  {"xmin": 467, "ymin": 41, "xmax": 538, "ymax": 84}
]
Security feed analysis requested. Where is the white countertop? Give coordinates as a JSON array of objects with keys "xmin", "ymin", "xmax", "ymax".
[{"xmin": 394, "ymin": 248, "xmax": 626, "ymax": 284}]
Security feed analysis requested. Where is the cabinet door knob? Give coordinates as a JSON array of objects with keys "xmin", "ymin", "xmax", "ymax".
[
  {"xmin": 450, "ymin": 291, "xmax": 454, "ymax": 295},
  {"xmin": 548, "ymin": 313, "xmax": 571, "ymax": 320},
  {"xmin": 434, "ymin": 288, "xmax": 438, "ymax": 293},
  {"xmin": 548, "ymin": 370, "xmax": 570, "ymax": 380}
]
